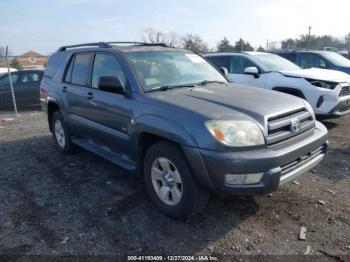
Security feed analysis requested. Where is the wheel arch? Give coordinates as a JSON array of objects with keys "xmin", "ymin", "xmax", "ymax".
[
  {"xmin": 47, "ymin": 100, "xmax": 60, "ymax": 132},
  {"xmin": 272, "ymin": 86, "xmax": 306, "ymax": 100},
  {"xmin": 130, "ymin": 115, "xmax": 198, "ymax": 176}
]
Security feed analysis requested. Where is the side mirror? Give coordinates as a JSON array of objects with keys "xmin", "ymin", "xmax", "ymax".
[
  {"xmin": 319, "ymin": 61, "xmax": 327, "ymax": 69},
  {"xmin": 244, "ymin": 67, "xmax": 259, "ymax": 78},
  {"xmin": 98, "ymin": 76, "xmax": 124, "ymax": 94},
  {"xmin": 219, "ymin": 67, "xmax": 229, "ymax": 77}
]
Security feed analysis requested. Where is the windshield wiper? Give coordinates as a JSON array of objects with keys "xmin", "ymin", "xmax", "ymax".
[
  {"xmin": 199, "ymin": 80, "xmax": 226, "ymax": 86},
  {"xmin": 146, "ymin": 83, "xmax": 198, "ymax": 93}
]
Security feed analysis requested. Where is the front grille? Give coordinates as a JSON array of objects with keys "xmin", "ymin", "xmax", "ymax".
[
  {"xmin": 339, "ymin": 85, "xmax": 350, "ymax": 97},
  {"xmin": 281, "ymin": 144, "xmax": 326, "ymax": 176},
  {"xmin": 266, "ymin": 108, "xmax": 315, "ymax": 145}
]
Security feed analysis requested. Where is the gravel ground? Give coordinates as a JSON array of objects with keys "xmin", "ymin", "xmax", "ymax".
[{"xmin": 0, "ymin": 112, "xmax": 349, "ymax": 259}]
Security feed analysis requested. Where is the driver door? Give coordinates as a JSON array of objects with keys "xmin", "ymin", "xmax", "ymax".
[
  {"xmin": 227, "ymin": 55, "xmax": 267, "ymax": 88},
  {"xmin": 84, "ymin": 52, "xmax": 133, "ymax": 155}
]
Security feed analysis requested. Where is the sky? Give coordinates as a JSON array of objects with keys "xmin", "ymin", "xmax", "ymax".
[{"xmin": 0, "ymin": 0, "xmax": 349, "ymax": 55}]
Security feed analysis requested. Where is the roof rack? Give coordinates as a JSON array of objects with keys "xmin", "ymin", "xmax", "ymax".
[
  {"xmin": 57, "ymin": 42, "xmax": 109, "ymax": 52},
  {"xmin": 57, "ymin": 41, "xmax": 168, "ymax": 52},
  {"xmin": 107, "ymin": 42, "xmax": 168, "ymax": 47}
]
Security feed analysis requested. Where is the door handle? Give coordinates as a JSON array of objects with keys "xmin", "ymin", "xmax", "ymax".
[
  {"xmin": 62, "ymin": 86, "xmax": 67, "ymax": 93},
  {"xmin": 87, "ymin": 92, "xmax": 94, "ymax": 100}
]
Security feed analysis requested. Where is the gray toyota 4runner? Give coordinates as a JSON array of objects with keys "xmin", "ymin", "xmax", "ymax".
[{"xmin": 40, "ymin": 42, "xmax": 328, "ymax": 219}]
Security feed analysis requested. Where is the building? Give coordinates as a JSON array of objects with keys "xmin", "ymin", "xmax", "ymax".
[
  {"xmin": 0, "ymin": 51, "xmax": 48, "ymax": 70},
  {"xmin": 16, "ymin": 51, "xmax": 48, "ymax": 69}
]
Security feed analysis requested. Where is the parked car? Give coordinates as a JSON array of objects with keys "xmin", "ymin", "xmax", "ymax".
[
  {"xmin": 0, "ymin": 69, "xmax": 43, "ymax": 110},
  {"xmin": 274, "ymin": 50, "xmax": 350, "ymax": 74},
  {"xmin": 0, "ymin": 67, "xmax": 17, "ymax": 76},
  {"xmin": 204, "ymin": 52, "xmax": 350, "ymax": 117},
  {"xmin": 322, "ymin": 47, "xmax": 339, "ymax": 52},
  {"xmin": 41, "ymin": 42, "xmax": 328, "ymax": 219}
]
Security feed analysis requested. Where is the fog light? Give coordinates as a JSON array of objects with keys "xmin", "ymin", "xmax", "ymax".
[
  {"xmin": 225, "ymin": 174, "xmax": 245, "ymax": 185},
  {"xmin": 244, "ymin": 173, "xmax": 264, "ymax": 184},
  {"xmin": 225, "ymin": 173, "xmax": 263, "ymax": 185}
]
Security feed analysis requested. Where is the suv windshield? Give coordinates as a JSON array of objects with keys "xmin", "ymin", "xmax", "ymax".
[
  {"xmin": 254, "ymin": 53, "xmax": 301, "ymax": 72},
  {"xmin": 321, "ymin": 52, "xmax": 350, "ymax": 67},
  {"xmin": 125, "ymin": 51, "xmax": 227, "ymax": 91}
]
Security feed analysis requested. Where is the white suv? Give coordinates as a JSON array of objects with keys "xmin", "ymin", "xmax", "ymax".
[{"xmin": 204, "ymin": 52, "xmax": 350, "ymax": 117}]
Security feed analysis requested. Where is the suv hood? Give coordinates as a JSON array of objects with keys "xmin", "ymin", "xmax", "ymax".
[
  {"xmin": 280, "ymin": 68, "xmax": 350, "ymax": 82},
  {"xmin": 148, "ymin": 83, "xmax": 307, "ymax": 127}
]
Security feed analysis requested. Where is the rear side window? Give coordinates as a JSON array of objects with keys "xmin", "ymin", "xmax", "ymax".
[
  {"xmin": 20, "ymin": 72, "xmax": 42, "ymax": 83},
  {"xmin": 44, "ymin": 53, "xmax": 66, "ymax": 79},
  {"xmin": 70, "ymin": 53, "xmax": 91, "ymax": 86},
  {"xmin": 279, "ymin": 53, "xmax": 296, "ymax": 62}
]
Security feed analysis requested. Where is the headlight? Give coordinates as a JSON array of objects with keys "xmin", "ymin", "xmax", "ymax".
[
  {"xmin": 303, "ymin": 100, "xmax": 315, "ymax": 118},
  {"xmin": 305, "ymin": 78, "xmax": 338, "ymax": 89},
  {"xmin": 205, "ymin": 120, "xmax": 265, "ymax": 147}
]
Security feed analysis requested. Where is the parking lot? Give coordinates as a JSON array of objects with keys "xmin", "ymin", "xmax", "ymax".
[{"xmin": 0, "ymin": 112, "xmax": 349, "ymax": 257}]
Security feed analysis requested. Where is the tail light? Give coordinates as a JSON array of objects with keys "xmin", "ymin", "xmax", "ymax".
[{"xmin": 40, "ymin": 87, "xmax": 48, "ymax": 100}]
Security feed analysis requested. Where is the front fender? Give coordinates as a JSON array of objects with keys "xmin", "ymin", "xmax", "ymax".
[
  {"xmin": 129, "ymin": 115, "xmax": 215, "ymax": 190},
  {"xmin": 130, "ymin": 115, "xmax": 198, "ymax": 158}
]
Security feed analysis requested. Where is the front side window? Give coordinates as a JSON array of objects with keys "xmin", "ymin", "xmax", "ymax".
[
  {"xmin": 71, "ymin": 53, "xmax": 91, "ymax": 86},
  {"xmin": 230, "ymin": 56, "xmax": 256, "ymax": 74},
  {"xmin": 313, "ymin": 55, "xmax": 328, "ymax": 68},
  {"xmin": 206, "ymin": 56, "xmax": 231, "ymax": 70},
  {"xmin": 20, "ymin": 73, "xmax": 41, "ymax": 83},
  {"xmin": 92, "ymin": 53, "xmax": 127, "ymax": 89},
  {"xmin": 300, "ymin": 53, "xmax": 314, "ymax": 69},
  {"xmin": 125, "ymin": 51, "xmax": 227, "ymax": 91}
]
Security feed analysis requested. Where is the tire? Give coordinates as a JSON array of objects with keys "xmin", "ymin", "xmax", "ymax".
[
  {"xmin": 50, "ymin": 111, "xmax": 76, "ymax": 154},
  {"xmin": 143, "ymin": 141, "xmax": 209, "ymax": 220}
]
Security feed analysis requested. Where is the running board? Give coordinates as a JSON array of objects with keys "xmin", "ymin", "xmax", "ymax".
[{"xmin": 71, "ymin": 138, "xmax": 136, "ymax": 172}]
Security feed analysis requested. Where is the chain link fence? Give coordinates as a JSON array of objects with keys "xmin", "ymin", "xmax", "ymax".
[{"xmin": 0, "ymin": 53, "xmax": 44, "ymax": 118}]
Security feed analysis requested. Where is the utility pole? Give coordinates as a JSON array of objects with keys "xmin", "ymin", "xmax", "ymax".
[
  {"xmin": 308, "ymin": 26, "xmax": 312, "ymax": 49},
  {"xmin": 5, "ymin": 46, "xmax": 18, "ymax": 117},
  {"xmin": 266, "ymin": 39, "xmax": 269, "ymax": 51}
]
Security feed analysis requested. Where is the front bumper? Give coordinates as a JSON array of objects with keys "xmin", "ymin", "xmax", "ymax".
[
  {"xmin": 325, "ymin": 96, "xmax": 350, "ymax": 117},
  {"xmin": 182, "ymin": 121, "xmax": 328, "ymax": 195}
]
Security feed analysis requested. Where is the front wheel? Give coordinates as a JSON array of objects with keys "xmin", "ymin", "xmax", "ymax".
[{"xmin": 143, "ymin": 141, "xmax": 209, "ymax": 220}]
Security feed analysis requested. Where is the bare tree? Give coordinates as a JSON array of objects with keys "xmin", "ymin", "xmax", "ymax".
[
  {"xmin": 140, "ymin": 28, "xmax": 165, "ymax": 44},
  {"xmin": 140, "ymin": 28, "xmax": 181, "ymax": 47},
  {"xmin": 182, "ymin": 34, "xmax": 209, "ymax": 53},
  {"xmin": 166, "ymin": 31, "xmax": 181, "ymax": 47}
]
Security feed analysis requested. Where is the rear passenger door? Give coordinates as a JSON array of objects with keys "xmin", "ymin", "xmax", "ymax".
[{"xmin": 63, "ymin": 52, "xmax": 95, "ymax": 138}]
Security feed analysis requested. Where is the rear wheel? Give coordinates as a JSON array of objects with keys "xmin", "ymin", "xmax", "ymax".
[
  {"xmin": 51, "ymin": 111, "xmax": 76, "ymax": 154},
  {"xmin": 143, "ymin": 141, "xmax": 209, "ymax": 220}
]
